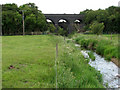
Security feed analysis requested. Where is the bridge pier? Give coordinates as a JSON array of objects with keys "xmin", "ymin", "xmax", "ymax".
[
  {"xmin": 68, "ymin": 21, "xmax": 75, "ymax": 34},
  {"xmin": 55, "ymin": 23, "xmax": 58, "ymax": 32}
]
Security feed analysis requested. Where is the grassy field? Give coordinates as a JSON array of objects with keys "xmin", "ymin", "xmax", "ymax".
[
  {"xmin": 0, "ymin": 36, "xmax": 2, "ymax": 89},
  {"xmin": 2, "ymin": 35, "xmax": 104, "ymax": 88},
  {"xmin": 74, "ymin": 34, "xmax": 119, "ymax": 64},
  {"xmin": 2, "ymin": 35, "xmax": 58, "ymax": 88}
]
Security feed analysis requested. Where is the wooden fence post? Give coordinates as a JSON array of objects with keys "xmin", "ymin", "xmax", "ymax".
[
  {"xmin": 111, "ymin": 33, "xmax": 112, "ymax": 40},
  {"xmin": 55, "ymin": 43, "xmax": 58, "ymax": 89}
]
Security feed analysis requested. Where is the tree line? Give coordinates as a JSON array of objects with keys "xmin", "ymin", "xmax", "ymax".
[
  {"xmin": 80, "ymin": 6, "xmax": 120, "ymax": 34},
  {"xmin": 2, "ymin": 3, "xmax": 49, "ymax": 35},
  {"xmin": 2, "ymin": 3, "xmax": 120, "ymax": 35},
  {"xmin": 2, "ymin": 3, "xmax": 68, "ymax": 36}
]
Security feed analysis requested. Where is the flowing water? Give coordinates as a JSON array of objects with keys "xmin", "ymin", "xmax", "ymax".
[{"xmin": 75, "ymin": 44, "xmax": 119, "ymax": 88}]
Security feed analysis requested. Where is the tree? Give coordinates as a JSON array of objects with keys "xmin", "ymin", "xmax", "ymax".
[
  {"xmin": 25, "ymin": 14, "xmax": 36, "ymax": 32},
  {"xmin": 2, "ymin": 4, "xmax": 22, "ymax": 35},
  {"xmin": 84, "ymin": 10, "xmax": 97, "ymax": 24},
  {"xmin": 80, "ymin": 6, "xmax": 120, "ymax": 34},
  {"xmin": 90, "ymin": 21, "xmax": 104, "ymax": 35},
  {"xmin": 19, "ymin": 3, "xmax": 47, "ymax": 33},
  {"xmin": 47, "ymin": 24, "xmax": 56, "ymax": 33}
]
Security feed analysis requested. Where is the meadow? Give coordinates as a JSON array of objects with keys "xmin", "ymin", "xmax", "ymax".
[
  {"xmin": 2, "ymin": 35, "xmax": 104, "ymax": 88},
  {"xmin": 2, "ymin": 35, "xmax": 57, "ymax": 88}
]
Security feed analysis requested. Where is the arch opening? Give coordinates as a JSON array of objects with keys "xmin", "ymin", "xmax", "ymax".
[
  {"xmin": 74, "ymin": 19, "xmax": 82, "ymax": 24},
  {"xmin": 46, "ymin": 19, "xmax": 55, "ymax": 24},
  {"xmin": 74, "ymin": 19, "xmax": 84, "ymax": 33},
  {"xmin": 58, "ymin": 19, "xmax": 69, "ymax": 36},
  {"xmin": 58, "ymin": 19, "xmax": 67, "ymax": 23},
  {"xmin": 58, "ymin": 19, "xmax": 69, "ymax": 29},
  {"xmin": 46, "ymin": 19, "xmax": 56, "ymax": 33}
]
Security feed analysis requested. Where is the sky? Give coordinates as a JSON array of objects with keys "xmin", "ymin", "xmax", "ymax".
[{"xmin": 1, "ymin": 0, "xmax": 120, "ymax": 14}]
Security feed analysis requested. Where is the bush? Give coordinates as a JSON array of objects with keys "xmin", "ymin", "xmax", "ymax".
[
  {"xmin": 57, "ymin": 27, "xmax": 66, "ymax": 36},
  {"xmin": 47, "ymin": 24, "xmax": 56, "ymax": 33}
]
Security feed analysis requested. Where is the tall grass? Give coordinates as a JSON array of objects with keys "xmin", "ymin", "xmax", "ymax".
[
  {"xmin": 74, "ymin": 34, "xmax": 118, "ymax": 61},
  {"xmin": 88, "ymin": 51, "xmax": 95, "ymax": 61},
  {"xmin": 57, "ymin": 41, "xmax": 104, "ymax": 88}
]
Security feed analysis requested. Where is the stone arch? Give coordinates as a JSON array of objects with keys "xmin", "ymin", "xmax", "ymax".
[
  {"xmin": 74, "ymin": 19, "xmax": 82, "ymax": 24},
  {"xmin": 46, "ymin": 18, "xmax": 55, "ymax": 24},
  {"xmin": 58, "ymin": 18, "xmax": 69, "ymax": 32},
  {"xmin": 58, "ymin": 18, "xmax": 69, "ymax": 23},
  {"xmin": 74, "ymin": 19, "xmax": 84, "ymax": 33}
]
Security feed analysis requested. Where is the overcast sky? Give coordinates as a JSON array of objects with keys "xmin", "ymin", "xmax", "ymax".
[{"xmin": 1, "ymin": 0, "xmax": 120, "ymax": 14}]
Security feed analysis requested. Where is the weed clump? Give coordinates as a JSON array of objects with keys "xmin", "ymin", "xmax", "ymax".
[{"xmin": 88, "ymin": 51, "xmax": 95, "ymax": 61}]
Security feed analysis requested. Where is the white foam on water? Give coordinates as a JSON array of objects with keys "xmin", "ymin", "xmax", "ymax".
[{"xmin": 80, "ymin": 50, "xmax": 119, "ymax": 88}]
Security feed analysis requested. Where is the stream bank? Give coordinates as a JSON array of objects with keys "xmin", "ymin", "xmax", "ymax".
[
  {"xmin": 74, "ymin": 35, "xmax": 119, "ymax": 67},
  {"xmin": 75, "ymin": 44, "xmax": 119, "ymax": 88}
]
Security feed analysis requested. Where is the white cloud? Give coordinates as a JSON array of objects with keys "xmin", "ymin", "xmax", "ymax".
[{"xmin": 1, "ymin": 0, "xmax": 119, "ymax": 14}]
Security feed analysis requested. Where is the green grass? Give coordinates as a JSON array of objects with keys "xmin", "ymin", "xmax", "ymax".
[
  {"xmin": 0, "ymin": 36, "xmax": 2, "ymax": 89},
  {"xmin": 88, "ymin": 51, "xmax": 95, "ymax": 61},
  {"xmin": 2, "ymin": 35, "xmax": 58, "ymax": 88},
  {"xmin": 57, "ymin": 41, "xmax": 103, "ymax": 88},
  {"xmin": 74, "ymin": 34, "xmax": 118, "ymax": 61},
  {"xmin": 2, "ymin": 35, "xmax": 104, "ymax": 88}
]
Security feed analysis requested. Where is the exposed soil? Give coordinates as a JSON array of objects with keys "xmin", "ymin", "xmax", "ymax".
[
  {"xmin": 8, "ymin": 65, "xmax": 15, "ymax": 69},
  {"xmin": 111, "ymin": 58, "xmax": 120, "ymax": 68}
]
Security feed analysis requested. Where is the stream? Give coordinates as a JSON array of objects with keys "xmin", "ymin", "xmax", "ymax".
[{"xmin": 75, "ymin": 44, "xmax": 119, "ymax": 88}]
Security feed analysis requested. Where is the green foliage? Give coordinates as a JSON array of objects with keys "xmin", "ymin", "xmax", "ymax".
[
  {"xmin": 47, "ymin": 24, "xmax": 56, "ymax": 33},
  {"xmin": 57, "ymin": 42, "xmax": 103, "ymax": 88},
  {"xmin": 84, "ymin": 10, "xmax": 97, "ymax": 24},
  {"xmin": 57, "ymin": 27, "xmax": 66, "ymax": 36},
  {"xmin": 83, "ymin": 24, "xmax": 90, "ymax": 31},
  {"xmin": 81, "ymin": 6, "xmax": 120, "ymax": 34},
  {"xmin": 75, "ymin": 37, "xmax": 97, "ymax": 50},
  {"xmin": 74, "ymin": 34, "xmax": 118, "ymax": 61},
  {"xmin": 2, "ymin": 3, "xmax": 47, "ymax": 35},
  {"xmin": 25, "ymin": 14, "xmax": 36, "ymax": 32},
  {"xmin": 2, "ymin": 4, "xmax": 22, "ymax": 35},
  {"xmin": 104, "ymin": 46, "xmax": 118, "ymax": 61},
  {"xmin": 88, "ymin": 51, "xmax": 95, "ymax": 61},
  {"xmin": 2, "ymin": 35, "xmax": 104, "ymax": 88},
  {"xmin": 90, "ymin": 21, "xmax": 104, "ymax": 35},
  {"xmin": 19, "ymin": 3, "xmax": 47, "ymax": 33}
]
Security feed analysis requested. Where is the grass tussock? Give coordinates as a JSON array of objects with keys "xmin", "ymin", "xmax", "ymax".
[{"xmin": 88, "ymin": 51, "xmax": 95, "ymax": 61}]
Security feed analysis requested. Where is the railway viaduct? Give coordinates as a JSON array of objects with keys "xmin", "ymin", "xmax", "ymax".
[{"xmin": 44, "ymin": 14, "xmax": 84, "ymax": 33}]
